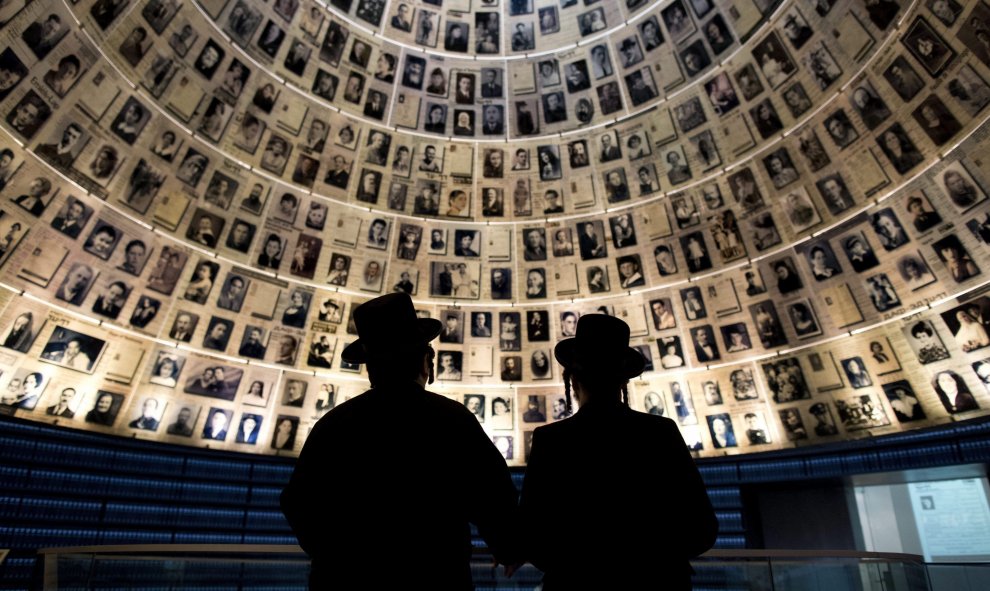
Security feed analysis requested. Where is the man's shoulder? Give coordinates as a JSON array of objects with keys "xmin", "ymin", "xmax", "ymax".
[{"xmin": 421, "ymin": 388, "xmax": 475, "ymax": 417}]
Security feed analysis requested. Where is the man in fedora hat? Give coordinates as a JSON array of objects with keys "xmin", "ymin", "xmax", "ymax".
[
  {"xmin": 281, "ymin": 293, "xmax": 519, "ymax": 589},
  {"xmin": 517, "ymin": 314, "xmax": 717, "ymax": 589}
]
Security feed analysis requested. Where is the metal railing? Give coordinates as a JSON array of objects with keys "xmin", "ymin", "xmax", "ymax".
[{"xmin": 33, "ymin": 544, "xmax": 989, "ymax": 590}]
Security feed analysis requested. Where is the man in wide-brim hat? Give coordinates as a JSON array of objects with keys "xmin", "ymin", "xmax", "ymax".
[
  {"xmin": 281, "ymin": 293, "xmax": 519, "ymax": 589},
  {"xmin": 517, "ymin": 313, "xmax": 718, "ymax": 589}
]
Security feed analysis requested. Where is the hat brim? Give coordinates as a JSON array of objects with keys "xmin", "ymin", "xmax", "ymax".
[
  {"xmin": 554, "ymin": 338, "xmax": 646, "ymax": 380},
  {"xmin": 341, "ymin": 318, "xmax": 442, "ymax": 364}
]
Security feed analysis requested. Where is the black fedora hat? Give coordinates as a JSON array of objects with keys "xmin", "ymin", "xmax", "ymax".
[
  {"xmin": 554, "ymin": 314, "xmax": 645, "ymax": 380},
  {"xmin": 341, "ymin": 293, "xmax": 442, "ymax": 364}
]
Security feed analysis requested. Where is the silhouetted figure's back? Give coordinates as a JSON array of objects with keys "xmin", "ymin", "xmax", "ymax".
[
  {"xmin": 519, "ymin": 315, "xmax": 717, "ymax": 589},
  {"xmin": 280, "ymin": 294, "xmax": 518, "ymax": 589}
]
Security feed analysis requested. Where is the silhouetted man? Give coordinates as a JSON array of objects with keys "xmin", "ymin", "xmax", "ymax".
[
  {"xmin": 281, "ymin": 293, "xmax": 519, "ymax": 588},
  {"xmin": 517, "ymin": 315, "xmax": 717, "ymax": 588}
]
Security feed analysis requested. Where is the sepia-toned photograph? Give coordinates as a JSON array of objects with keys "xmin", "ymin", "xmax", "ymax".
[{"xmin": 40, "ymin": 327, "xmax": 106, "ymax": 374}]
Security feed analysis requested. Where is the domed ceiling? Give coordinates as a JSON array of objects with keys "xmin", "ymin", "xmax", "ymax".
[{"xmin": 0, "ymin": 0, "xmax": 988, "ymax": 462}]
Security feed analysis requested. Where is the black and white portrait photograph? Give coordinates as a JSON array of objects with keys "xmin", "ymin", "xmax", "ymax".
[
  {"xmin": 912, "ymin": 95, "xmax": 962, "ymax": 147},
  {"xmin": 149, "ymin": 350, "xmax": 185, "ymax": 388},
  {"xmin": 175, "ymin": 149, "xmax": 209, "ymax": 188},
  {"xmin": 147, "ymin": 247, "xmax": 189, "ymax": 295},
  {"xmin": 841, "ymin": 232, "xmax": 880, "ymax": 273},
  {"xmin": 883, "ymin": 381, "xmax": 926, "ymax": 423},
  {"xmin": 823, "ymin": 109, "xmax": 859, "ymax": 149},
  {"xmin": 183, "ymin": 259, "xmax": 219, "ymax": 304},
  {"xmin": 751, "ymin": 31, "xmax": 796, "ymax": 89},
  {"xmin": 728, "ymin": 167, "xmax": 763, "ymax": 213},
  {"xmin": 260, "ymin": 135, "xmax": 291, "ymax": 176},
  {"xmin": 691, "ymin": 325, "xmax": 720, "ymax": 363},
  {"xmin": 704, "ymin": 73, "xmax": 740, "ymax": 118},
  {"xmin": 730, "ymin": 368, "xmax": 758, "ymax": 402},
  {"xmin": 657, "ymin": 336, "xmax": 684, "ymax": 369},
  {"xmin": 203, "ymin": 316, "xmax": 234, "ymax": 352},
  {"xmin": 720, "ymin": 323, "xmax": 752, "ymax": 353},
  {"xmin": 901, "ymin": 16, "xmax": 956, "ymax": 77},
  {"xmin": 780, "ymin": 8, "xmax": 813, "ymax": 49},
  {"xmin": 628, "ymin": 67, "xmax": 659, "ymax": 107},
  {"xmin": 940, "ymin": 298, "xmax": 990, "ymax": 353},
  {"xmin": 429, "ymin": 262, "xmax": 480, "ymax": 299},
  {"xmin": 169, "ymin": 22, "xmax": 198, "ymax": 57},
  {"xmin": 904, "ymin": 320, "xmax": 951, "ymax": 365},
  {"xmin": 897, "ymin": 253, "xmax": 936, "ymax": 291},
  {"xmin": 90, "ymin": 279, "xmax": 130, "ymax": 320},
  {"xmin": 932, "ymin": 370, "xmax": 980, "ymax": 414},
  {"xmin": 877, "ymin": 123, "xmax": 924, "ymax": 175},
  {"xmin": 661, "ymin": 0, "xmax": 694, "ymax": 43},
  {"xmin": 84, "ymin": 391, "xmax": 124, "ymax": 427},
  {"xmin": 83, "ymin": 219, "xmax": 123, "ymax": 260},
  {"xmin": 883, "ymin": 56, "xmax": 925, "ymax": 101},
  {"xmin": 185, "ymin": 208, "xmax": 224, "ymax": 249},
  {"xmin": 782, "ymin": 188, "xmax": 821, "ymax": 234},
  {"xmin": 617, "ymin": 255, "xmax": 646, "ymax": 289},
  {"xmin": 761, "ymin": 358, "xmax": 810, "ymax": 403},
  {"xmin": 110, "ymin": 97, "xmax": 151, "ymax": 145},
  {"xmin": 731, "ymin": 63, "xmax": 763, "ymax": 102},
  {"xmin": 707, "ymin": 413, "xmax": 737, "ymax": 448},
  {"xmin": 780, "ymin": 82, "xmax": 812, "ymax": 118},
  {"xmin": 578, "ymin": 7, "xmax": 607, "ymax": 37},
  {"xmin": 672, "ymin": 196, "xmax": 700, "ymax": 231},
  {"xmin": 849, "ymin": 82, "xmax": 891, "ymax": 131},
  {"xmin": 751, "ymin": 301, "xmax": 788, "ymax": 349},
  {"xmin": 436, "ymin": 351, "xmax": 463, "ymax": 381},
  {"xmin": 225, "ymin": 1, "xmax": 263, "ymax": 44},
  {"xmin": 803, "ymin": 241, "xmax": 843, "ymax": 282},
  {"xmin": 665, "ymin": 147, "xmax": 693, "ymax": 186},
  {"xmin": 23, "ymin": 13, "xmax": 69, "ymax": 58},
  {"xmin": 771, "ymin": 257, "xmax": 803, "ymax": 295},
  {"xmin": 937, "ymin": 161, "xmax": 987, "ymax": 212},
  {"xmin": 796, "ymin": 127, "xmax": 831, "ymax": 172},
  {"xmin": 680, "ymin": 231, "xmax": 712, "ymax": 273},
  {"xmin": 129, "ymin": 295, "xmax": 160, "ymax": 330},
  {"xmin": 183, "ymin": 361, "xmax": 243, "ymax": 401},
  {"xmin": 968, "ymin": 212, "xmax": 990, "ymax": 245},
  {"xmin": 236, "ymin": 326, "xmax": 267, "ymax": 360},
  {"xmin": 6, "ymin": 91, "xmax": 51, "ymax": 141},
  {"xmin": 762, "ymin": 148, "xmax": 799, "ymax": 189},
  {"xmin": 871, "ymin": 209, "xmax": 910, "ymax": 251},
  {"xmin": 0, "ymin": 47, "xmax": 26, "ymax": 100},
  {"xmin": 802, "ymin": 42, "xmax": 843, "ymax": 91},
  {"xmin": 835, "ymin": 394, "xmax": 890, "ymax": 431},
  {"xmin": 815, "ymin": 174, "xmax": 855, "ymax": 215},
  {"xmin": 1, "ymin": 310, "xmax": 44, "ymax": 353},
  {"xmin": 778, "ymin": 408, "xmax": 810, "ymax": 441},
  {"xmin": 117, "ymin": 238, "xmax": 151, "ymax": 276},
  {"xmin": 841, "ymin": 357, "xmax": 872, "ymax": 389},
  {"xmin": 40, "ymin": 326, "xmax": 106, "ymax": 374},
  {"xmin": 946, "ymin": 64, "xmax": 990, "ymax": 116},
  {"xmin": 864, "ymin": 273, "xmax": 901, "ymax": 312},
  {"xmin": 54, "ymin": 263, "xmax": 97, "ymax": 306},
  {"xmin": 680, "ymin": 40, "xmax": 711, "ymax": 77},
  {"xmin": 932, "ymin": 234, "xmax": 981, "ymax": 283},
  {"xmin": 680, "ymin": 286, "xmax": 707, "ymax": 321},
  {"xmin": 747, "ymin": 212, "xmax": 782, "ymax": 252}
]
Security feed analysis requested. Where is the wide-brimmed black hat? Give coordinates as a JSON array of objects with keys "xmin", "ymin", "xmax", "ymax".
[
  {"xmin": 340, "ymin": 293, "xmax": 442, "ymax": 363},
  {"xmin": 554, "ymin": 314, "xmax": 645, "ymax": 380}
]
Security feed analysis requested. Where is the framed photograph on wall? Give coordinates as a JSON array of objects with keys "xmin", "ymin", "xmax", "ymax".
[{"xmin": 39, "ymin": 326, "xmax": 107, "ymax": 374}]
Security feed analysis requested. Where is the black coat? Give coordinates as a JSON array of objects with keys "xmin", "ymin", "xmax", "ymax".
[
  {"xmin": 281, "ymin": 383, "xmax": 519, "ymax": 589},
  {"xmin": 519, "ymin": 401, "xmax": 717, "ymax": 589}
]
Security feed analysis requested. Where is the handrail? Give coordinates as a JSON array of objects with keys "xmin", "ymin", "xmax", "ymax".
[
  {"xmin": 37, "ymin": 544, "xmax": 924, "ymax": 563},
  {"xmin": 701, "ymin": 549, "xmax": 925, "ymax": 562},
  {"xmin": 36, "ymin": 544, "xmax": 305, "ymax": 555}
]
